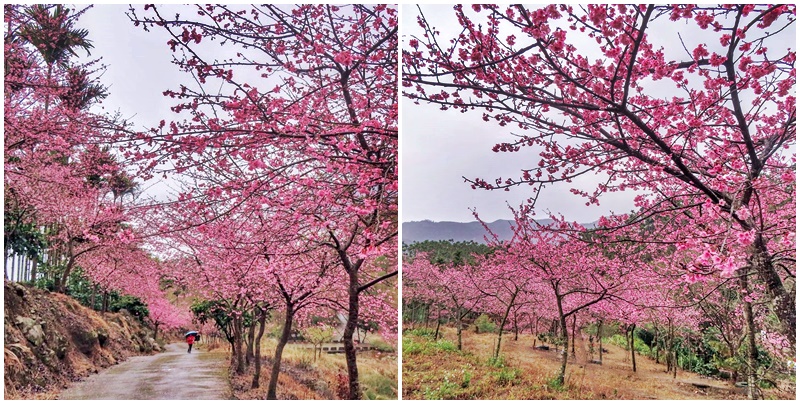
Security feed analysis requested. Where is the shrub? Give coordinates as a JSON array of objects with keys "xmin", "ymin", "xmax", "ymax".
[
  {"xmin": 461, "ymin": 370, "xmax": 472, "ymax": 388},
  {"xmin": 487, "ymin": 355, "xmax": 506, "ymax": 368},
  {"xmin": 474, "ymin": 314, "xmax": 496, "ymax": 334},
  {"xmin": 402, "ymin": 336, "xmax": 457, "ymax": 355},
  {"xmin": 545, "ymin": 375, "xmax": 565, "ymax": 392},
  {"xmin": 493, "ymin": 367, "xmax": 521, "ymax": 386},
  {"xmin": 423, "ymin": 378, "xmax": 458, "ymax": 399}
]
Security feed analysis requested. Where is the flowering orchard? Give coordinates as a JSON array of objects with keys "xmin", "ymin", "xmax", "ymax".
[
  {"xmin": 5, "ymin": 4, "xmax": 397, "ymax": 400},
  {"xmin": 403, "ymin": 4, "xmax": 794, "ymax": 398},
  {"xmin": 126, "ymin": 3, "xmax": 398, "ymax": 399}
]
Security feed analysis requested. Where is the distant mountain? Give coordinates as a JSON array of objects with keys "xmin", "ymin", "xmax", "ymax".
[{"xmin": 402, "ymin": 218, "xmax": 555, "ymax": 244}]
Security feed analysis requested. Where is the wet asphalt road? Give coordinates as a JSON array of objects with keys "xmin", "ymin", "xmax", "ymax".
[{"xmin": 59, "ymin": 343, "xmax": 230, "ymax": 400}]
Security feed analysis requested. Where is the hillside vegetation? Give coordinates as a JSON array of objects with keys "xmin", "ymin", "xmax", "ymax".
[{"xmin": 4, "ymin": 282, "xmax": 161, "ymax": 399}]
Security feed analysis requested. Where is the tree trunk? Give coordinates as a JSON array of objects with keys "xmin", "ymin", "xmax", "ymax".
[
  {"xmin": 4, "ymin": 247, "xmax": 9, "ymax": 279},
  {"xmin": 629, "ymin": 324, "xmax": 637, "ymax": 372},
  {"xmin": 556, "ymin": 294, "xmax": 569, "ymax": 386},
  {"xmin": 101, "ymin": 291, "xmax": 109, "ymax": 314},
  {"xmin": 153, "ymin": 322, "xmax": 159, "ymax": 341},
  {"xmin": 738, "ymin": 269, "xmax": 759, "ymax": 399},
  {"xmin": 267, "ymin": 305, "xmax": 293, "ymax": 399},
  {"xmin": 246, "ymin": 316, "xmax": 256, "ymax": 367},
  {"xmin": 666, "ymin": 319, "xmax": 672, "ymax": 373},
  {"xmin": 597, "ymin": 319, "xmax": 603, "ymax": 364},
  {"xmin": 513, "ymin": 310, "xmax": 519, "ymax": 341},
  {"xmin": 252, "ymin": 306, "xmax": 267, "ymax": 388},
  {"xmin": 571, "ymin": 315, "xmax": 577, "ymax": 359},
  {"xmin": 30, "ymin": 257, "xmax": 37, "ymax": 284},
  {"xmin": 752, "ymin": 235, "xmax": 794, "ymax": 344},
  {"xmin": 233, "ymin": 315, "xmax": 246, "ymax": 375},
  {"xmin": 434, "ymin": 317, "xmax": 441, "ymax": 341},
  {"xmin": 343, "ymin": 269, "xmax": 361, "ymax": 399},
  {"xmin": 56, "ymin": 243, "xmax": 75, "ymax": 294},
  {"xmin": 456, "ymin": 310, "xmax": 463, "ymax": 350},
  {"xmin": 494, "ymin": 291, "xmax": 517, "ymax": 360},
  {"xmin": 653, "ymin": 325, "xmax": 660, "ymax": 364}
]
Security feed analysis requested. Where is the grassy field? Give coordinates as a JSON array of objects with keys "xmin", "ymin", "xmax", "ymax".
[
  {"xmin": 202, "ymin": 335, "xmax": 397, "ymax": 400},
  {"xmin": 402, "ymin": 326, "xmax": 794, "ymax": 400}
]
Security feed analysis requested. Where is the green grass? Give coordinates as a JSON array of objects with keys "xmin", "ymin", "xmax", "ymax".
[{"xmin": 402, "ymin": 336, "xmax": 457, "ymax": 355}]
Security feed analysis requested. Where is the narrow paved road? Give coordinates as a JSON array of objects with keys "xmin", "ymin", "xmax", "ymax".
[{"xmin": 60, "ymin": 343, "xmax": 231, "ymax": 400}]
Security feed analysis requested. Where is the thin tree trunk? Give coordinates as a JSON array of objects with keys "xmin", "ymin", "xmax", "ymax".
[
  {"xmin": 4, "ymin": 247, "xmax": 9, "ymax": 279},
  {"xmin": 91, "ymin": 284, "xmax": 97, "ymax": 310},
  {"xmin": 629, "ymin": 324, "xmax": 637, "ymax": 372},
  {"xmin": 434, "ymin": 317, "xmax": 441, "ymax": 340},
  {"xmin": 30, "ymin": 258, "xmax": 37, "ymax": 285},
  {"xmin": 267, "ymin": 305, "xmax": 293, "ymax": 399},
  {"xmin": 57, "ymin": 242, "xmax": 75, "ymax": 294},
  {"xmin": 246, "ymin": 315, "xmax": 256, "ymax": 367},
  {"xmin": 513, "ymin": 310, "xmax": 519, "ymax": 341},
  {"xmin": 343, "ymin": 268, "xmax": 361, "ymax": 399},
  {"xmin": 234, "ymin": 315, "xmax": 245, "ymax": 375},
  {"xmin": 252, "ymin": 306, "xmax": 267, "ymax": 388},
  {"xmin": 101, "ymin": 291, "xmax": 109, "ymax": 314},
  {"xmin": 597, "ymin": 319, "xmax": 603, "ymax": 364},
  {"xmin": 653, "ymin": 325, "xmax": 660, "ymax": 364},
  {"xmin": 739, "ymin": 269, "xmax": 758, "ymax": 399},
  {"xmin": 666, "ymin": 319, "xmax": 672, "ymax": 373},
  {"xmin": 556, "ymin": 293, "xmax": 569, "ymax": 386},
  {"xmin": 494, "ymin": 291, "xmax": 518, "ymax": 360},
  {"xmin": 457, "ymin": 309, "xmax": 463, "ymax": 350},
  {"xmin": 571, "ymin": 315, "xmax": 577, "ymax": 359}
]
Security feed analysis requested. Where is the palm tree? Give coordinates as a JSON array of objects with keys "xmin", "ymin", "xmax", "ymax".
[{"xmin": 18, "ymin": 4, "xmax": 94, "ymax": 111}]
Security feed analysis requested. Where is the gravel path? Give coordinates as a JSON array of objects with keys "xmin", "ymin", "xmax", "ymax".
[{"xmin": 59, "ymin": 343, "xmax": 230, "ymax": 400}]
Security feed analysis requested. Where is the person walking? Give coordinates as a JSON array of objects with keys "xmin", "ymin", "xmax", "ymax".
[{"xmin": 186, "ymin": 333, "xmax": 195, "ymax": 353}]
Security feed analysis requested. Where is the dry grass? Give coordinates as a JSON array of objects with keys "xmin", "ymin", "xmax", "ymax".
[
  {"xmin": 403, "ymin": 326, "xmax": 791, "ymax": 400},
  {"xmin": 228, "ymin": 337, "xmax": 398, "ymax": 400}
]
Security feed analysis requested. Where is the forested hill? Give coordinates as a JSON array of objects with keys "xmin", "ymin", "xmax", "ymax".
[
  {"xmin": 401, "ymin": 219, "xmax": 546, "ymax": 244},
  {"xmin": 402, "ymin": 219, "xmax": 601, "ymax": 244}
]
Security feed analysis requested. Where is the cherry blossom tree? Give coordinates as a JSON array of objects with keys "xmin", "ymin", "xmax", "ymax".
[
  {"xmin": 127, "ymin": 4, "xmax": 398, "ymax": 398},
  {"xmin": 404, "ymin": 4, "xmax": 795, "ymax": 347}
]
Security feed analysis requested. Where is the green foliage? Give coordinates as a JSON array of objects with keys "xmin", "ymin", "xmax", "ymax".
[
  {"xmin": 492, "ymin": 367, "xmax": 521, "ymax": 386},
  {"xmin": 486, "ymin": 355, "xmax": 506, "ymax": 368},
  {"xmin": 422, "ymin": 377, "xmax": 459, "ymax": 400},
  {"xmin": 402, "ymin": 337, "xmax": 425, "ymax": 355},
  {"xmin": 545, "ymin": 375, "xmax": 566, "ymax": 391},
  {"xmin": 109, "ymin": 295, "xmax": 149, "ymax": 322},
  {"xmin": 402, "ymin": 336, "xmax": 458, "ymax": 355},
  {"xmin": 405, "ymin": 327, "xmax": 436, "ymax": 339},
  {"xmin": 403, "ymin": 240, "xmax": 492, "ymax": 266},
  {"xmin": 361, "ymin": 370, "xmax": 398, "ymax": 400},
  {"xmin": 191, "ymin": 299, "xmax": 234, "ymax": 341},
  {"xmin": 370, "ymin": 339, "xmax": 396, "ymax": 352},
  {"xmin": 402, "ymin": 301, "xmax": 430, "ymax": 323},
  {"xmin": 434, "ymin": 339, "xmax": 457, "ymax": 352},
  {"xmin": 41, "ymin": 267, "xmax": 150, "ymax": 322},
  {"xmin": 461, "ymin": 370, "xmax": 472, "ymax": 388},
  {"xmin": 474, "ymin": 314, "xmax": 497, "ymax": 334},
  {"xmin": 302, "ymin": 324, "xmax": 333, "ymax": 346}
]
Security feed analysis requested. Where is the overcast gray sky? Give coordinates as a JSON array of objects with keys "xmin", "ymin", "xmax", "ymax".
[
  {"xmin": 400, "ymin": 4, "xmax": 639, "ymax": 224},
  {"xmin": 75, "ymin": 4, "xmax": 637, "ymax": 223},
  {"xmin": 75, "ymin": 4, "xmax": 184, "ymax": 200}
]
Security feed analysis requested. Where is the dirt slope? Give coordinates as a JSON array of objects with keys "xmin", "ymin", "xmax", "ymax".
[{"xmin": 4, "ymin": 282, "xmax": 161, "ymax": 399}]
